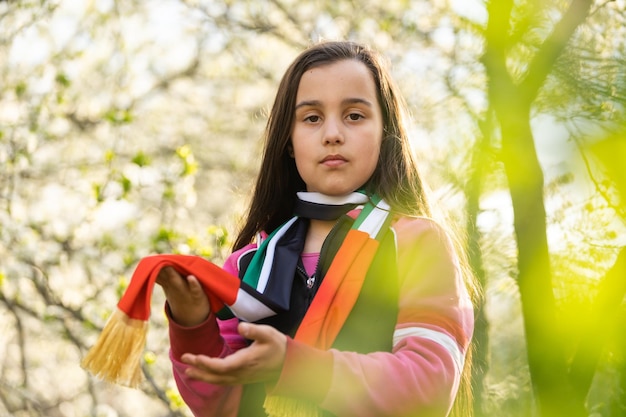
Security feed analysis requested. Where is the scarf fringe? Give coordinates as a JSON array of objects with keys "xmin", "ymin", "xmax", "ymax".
[
  {"xmin": 81, "ymin": 308, "xmax": 147, "ymax": 387},
  {"xmin": 264, "ymin": 395, "xmax": 324, "ymax": 417}
]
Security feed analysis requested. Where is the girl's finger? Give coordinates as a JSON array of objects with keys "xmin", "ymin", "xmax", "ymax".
[{"xmin": 186, "ymin": 275, "xmax": 202, "ymax": 291}]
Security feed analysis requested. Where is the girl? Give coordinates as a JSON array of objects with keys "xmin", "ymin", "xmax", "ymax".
[{"xmin": 157, "ymin": 41, "xmax": 475, "ymax": 417}]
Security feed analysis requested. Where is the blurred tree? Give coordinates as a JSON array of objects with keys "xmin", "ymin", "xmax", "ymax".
[{"xmin": 480, "ymin": 0, "xmax": 626, "ymax": 416}]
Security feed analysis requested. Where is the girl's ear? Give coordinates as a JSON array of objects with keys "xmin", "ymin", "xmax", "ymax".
[{"xmin": 287, "ymin": 143, "xmax": 295, "ymax": 158}]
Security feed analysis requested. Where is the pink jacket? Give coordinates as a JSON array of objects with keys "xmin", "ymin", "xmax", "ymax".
[{"xmin": 167, "ymin": 217, "xmax": 474, "ymax": 417}]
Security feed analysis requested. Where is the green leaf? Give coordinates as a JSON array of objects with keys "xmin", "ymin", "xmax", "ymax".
[
  {"xmin": 104, "ymin": 108, "xmax": 134, "ymax": 125},
  {"xmin": 104, "ymin": 149, "xmax": 115, "ymax": 163},
  {"xmin": 15, "ymin": 82, "xmax": 27, "ymax": 97},
  {"xmin": 119, "ymin": 174, "xmax": 132, "ymax": 195},
  {"xmin": 55, "ymin": 73, "xmax": 71, "ymax": 87},
  {"xmin": 92, "ymin": 183, "xmax": 104, "ymax": 202},
  {"xmin": 131, "ymin": 151, "xmax": 151, "ymax": 167},
  {"xmin": 143, "ymin": 351, "xmax": 157, "ymax": 365},
  {"xmin": 177, "ymin": 144, "xmax": 198, "ymax": 176}
]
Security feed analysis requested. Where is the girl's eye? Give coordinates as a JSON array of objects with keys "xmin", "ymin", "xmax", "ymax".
[
  {"xmin": 305, "ymin": 115, "xmax": 320, "ymax": 123},
  {"xmin": 348, "ymin": 113, "xmax": 363, "ymax": 121}
]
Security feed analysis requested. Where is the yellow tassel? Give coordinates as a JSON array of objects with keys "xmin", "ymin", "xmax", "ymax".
[
  {"xmin": 263, "ymin": 395, "xmax": 324, "ymax": 417},
  {"xmin": 81, "ymin": 308, "xmax": 148, "ymax": 387}
]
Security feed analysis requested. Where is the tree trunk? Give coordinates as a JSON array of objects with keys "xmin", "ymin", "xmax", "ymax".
[
  {"xmin": 498, "ymin": 102, "xmax": 586, "ymax": 417},
  {"xmin": 483, "ymin": 1, "xmax": 595, "ymax": 414}
]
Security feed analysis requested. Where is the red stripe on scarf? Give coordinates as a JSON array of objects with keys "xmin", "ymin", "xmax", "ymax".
[
  {"xmin": 295, "ymin": 230, "xmax": 379, "ymax": 349},
  {"xmin": 117, "ymin": 255, "xmax": 240, "ymax": 321}
]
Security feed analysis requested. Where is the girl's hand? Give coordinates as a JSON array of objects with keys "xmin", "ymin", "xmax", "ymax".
[
  {"xmin": 156, "ymin": 266, "xmax": 211, "ymax": 327},
  {"xmin": 181, "ymin": 322, "xmax": 287, "ymax": 385}
]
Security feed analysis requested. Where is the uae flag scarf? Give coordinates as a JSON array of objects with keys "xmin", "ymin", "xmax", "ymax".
[{"xmin": 81, "ymin": 191, "xmax": 392, "ymax": 416}]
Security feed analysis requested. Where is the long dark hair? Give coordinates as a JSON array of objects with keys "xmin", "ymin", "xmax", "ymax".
[{"xmin": 233, "ymin": 41, "xmax": 430, "ymax": 251}]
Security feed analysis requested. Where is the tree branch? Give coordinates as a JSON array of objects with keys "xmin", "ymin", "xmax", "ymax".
[
  {"xmin": 520, "ymin": 0, "xmax": 594, "ymax": 101},
  {"xmin": 574, "ymin": 133, "xmax": 626, "ymax": 220}
]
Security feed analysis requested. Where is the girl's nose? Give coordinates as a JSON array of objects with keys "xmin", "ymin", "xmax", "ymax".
[{"xmin": 323, "ymin": 118, "xmax": 344, "ymax": 145}]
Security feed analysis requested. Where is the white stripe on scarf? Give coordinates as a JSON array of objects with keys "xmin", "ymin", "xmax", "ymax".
[
  {"xmin": 257, "ymin": 216, "xmax": 298, "ymax": 293},
  {"xmin": 229, "ymin": 289, "xmax": 278, "ymax": 322},
  {"xmin": 296, "ymin": 192, "xmax": 369, "ymax": 205},
  {"xmin": 357, "ymin": 199, "xmax": 391, "ymax": 238}
]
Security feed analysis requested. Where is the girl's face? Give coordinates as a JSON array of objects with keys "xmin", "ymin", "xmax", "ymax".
[{"xmin": 291, "ymin": 59, "xmax": 383, "ymax": 196}]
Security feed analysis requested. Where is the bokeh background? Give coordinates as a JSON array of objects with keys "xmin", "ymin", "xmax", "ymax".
[{"xmin": 1, "ymin": 0, "xmax": 625, "ymax": 416}]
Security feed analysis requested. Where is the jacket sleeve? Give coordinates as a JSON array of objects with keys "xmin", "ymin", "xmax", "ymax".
[
  {"xmin": 167, "ymin": 247, "xmax": 253, "ymax": 417},
  {"xmin": 269, "ymin": 217, "xmax": 475, "ymax": 417}
]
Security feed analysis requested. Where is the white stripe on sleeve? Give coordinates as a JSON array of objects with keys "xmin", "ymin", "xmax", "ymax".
[{"xmin": 393, "ymin": 327, "xmax": 465, "ymax": 375}]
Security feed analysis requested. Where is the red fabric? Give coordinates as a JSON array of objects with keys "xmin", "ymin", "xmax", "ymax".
[{"xmin": 117, "ymin": 255, "xmax": 240, "ymax": 321}]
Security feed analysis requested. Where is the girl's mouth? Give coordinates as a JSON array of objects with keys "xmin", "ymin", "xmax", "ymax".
[{"xmin": 321, "ymin": 155, "xmax": 347, "ymax": 167}]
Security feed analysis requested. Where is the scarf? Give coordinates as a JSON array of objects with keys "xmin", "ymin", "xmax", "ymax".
[
  {"xmin": 261, "ymin": 192, "xmax": 392, "ymax": 417},
  {"xmin": 81, "ymin": 192, "xmax": 392, "ymax": 415}
]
